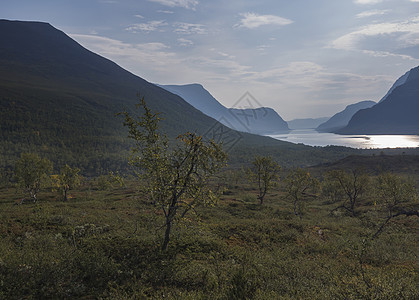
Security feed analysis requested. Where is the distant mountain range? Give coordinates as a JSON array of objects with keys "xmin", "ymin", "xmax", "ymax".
[
  {"xmin": 287, "ymin": 117, "xmax": 329, "ymax": 130},
  {"xmin": 316, "ymin": 100, "xmax": 376, "ymax": 133},
  {"xmin": 338, "ymin": 66, "xmax": 419, "ymax": 135},
  {"xmin": 159, "ymin": 84, "xmax": 289, "ymax": 135}
]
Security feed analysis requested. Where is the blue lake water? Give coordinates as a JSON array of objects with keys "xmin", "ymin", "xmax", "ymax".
[{"xmin": 269, "ymin": 129, "xmax": 419, "ymax": 149}]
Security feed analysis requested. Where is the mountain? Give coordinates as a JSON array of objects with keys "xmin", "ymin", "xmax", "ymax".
[
  {"xmin": 0, "ymin": 20, "xmax": 215, "ymax": 136},
  {"xmin": 339, "ymin": 66, "xmax": 419, "ymax": 135},
  {"xmin": 287, "ymin": 117, "xmax": 329, "ymax": 130},
  {"xmin": 316, "ymin": 100, "xmax": 376, "ymax": 133},
  {"xmin": 0, "ymin": 19, "xmax": 370, "ymax": 174},
  {"xmin": 159, "ymin": 84, "xmax": 289, "ymax": 135},
  {"xmin": 0, "ymin": 20, "xmax": 288, "ymax": 174},
  {"xmin": 379, "ymin": 70, "xmax": 410, "ymax": 103},
  {"xmin": 158, "ymin": 84, "xmax": 227, "ymax": 125}
]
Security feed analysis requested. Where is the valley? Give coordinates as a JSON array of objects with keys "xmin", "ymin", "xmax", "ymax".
[{"xmin": 0, "ymin": 16, "xmax": 418, "ymax": 300}]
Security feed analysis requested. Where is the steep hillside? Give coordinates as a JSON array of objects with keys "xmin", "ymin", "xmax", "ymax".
[
  {"xmin": 317, "ymin": 100, "xmax": 376, "ymax": 133},
  {"xmin": 339, "ymin": 66, "xmax": 419, "ymax": 135},
  {"xmin": 0, "ymin": 20, "xmax": 219, "ymax": 135},
  {"xmin": 0, "ymin": 20, "xmax": 261, "ymax": 174},
  {"xmin": 379, "ymin": 70, "xmax": 410, "ymax": 103},
  {"xmin": 159, "ymin": 84, "xmax": 290, "ymax": 135}
]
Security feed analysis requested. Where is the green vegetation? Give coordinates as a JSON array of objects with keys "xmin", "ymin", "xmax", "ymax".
[
  {"xmin": 119, "ymin": 97, "xmax": 227, "ymax": 250},
  {"xmin": 326, "ymin": 169, "xmax": 370, "ymax": 217},
  {"xmin": 54, "ymin": 164, "xmax": 81, "ymax": 201},
  {"xmin": 372, "ymin": 172, "xmax": 419, "ymax": 239},
  {"xmin": 1, "ymin": 97, "xmax": 418, "ymax": 299},
  {"xmin": 247, "ymin": 156, "xmax": 281, "ymax": 205},
  {"xmin": 1, "ymin": 159, "xmax": 418, "ymax": 298},
  {"xmin": 284, "ymin": 168, "xmax": 319, "ymax": 218},
  {"xmin": 1, "ymin": 21, "xmax": 418, "ymax": 298},
  {"xmin": 14, "ymin": 153, "xmax": 53, "ymax": 203}
]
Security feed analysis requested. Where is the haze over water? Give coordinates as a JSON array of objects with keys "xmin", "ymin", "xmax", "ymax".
[{"xmin": 270, "ymin": 129, "xmax": 419, "ymax": 149}]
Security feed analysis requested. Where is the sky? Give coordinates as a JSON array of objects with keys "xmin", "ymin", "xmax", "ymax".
[{"xmin": 2, "ymin": 0, "xmax": 419, "ymax": 120}]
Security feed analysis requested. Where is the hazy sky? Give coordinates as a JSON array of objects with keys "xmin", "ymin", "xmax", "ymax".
[{"xmin": 2, "ymin": 0, "xmax": 419, "ymax": 119}]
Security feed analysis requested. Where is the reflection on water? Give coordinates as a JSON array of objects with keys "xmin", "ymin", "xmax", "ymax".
[{"xmin": 269, "ymin": 129, "xmax": 419, "ymax": 149}]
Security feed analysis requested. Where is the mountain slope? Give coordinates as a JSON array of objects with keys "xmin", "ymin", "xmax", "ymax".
[
  {"xmin": 0, "ymin": 20, "xmax": 284, "ymax": 174},
  {"xmin": 0, "ymin": 20, "xmax": 216, "ymax": 136},
  {"xmin": 379, "ymin": 70, "xmax": 410, "ymax": 103},
  {"xmin": 316, "ymin": 100, "xmax": 376, "ymax": 133},
  {"xmin": 159, "ymin": 84, "xmax": 290, "ymax": 134},
  {"xmin": 339, "ymin": 66, "xmax": 419, "ymax": 135}
]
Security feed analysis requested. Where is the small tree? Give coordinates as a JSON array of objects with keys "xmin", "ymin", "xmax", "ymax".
[
  {"xmin": 119, "ymin": 96, "xmax": 227, "ymax": 251},
  {"xmin": 59, "ymin": 164, "xmax": 81, "ymax": 201},
  {"xmin": 326, "ymin": 169, "xmax": 369, "ymax": 217},
  {"xmin": 247, "ymin": 156, "xmax": 280, "ymax": 205},
  {"xmin": 321, "ymin": 175, "xmax": 345, "ymax": 204},
  {"xmin": 15, "ymin": 153, "xmax": 53, "ymax": 203},
  {"xmin": 284, "ymin": 168, "xmax": 318, "ymax": 217},
  {"xmin": 372, "ymin": 172, "xmax": 418, "ymax": 239}
]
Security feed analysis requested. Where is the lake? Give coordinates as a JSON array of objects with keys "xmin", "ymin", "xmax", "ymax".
[{"xmin": 269, "ymin": 129, "xmax": 419, "ymax": 149}]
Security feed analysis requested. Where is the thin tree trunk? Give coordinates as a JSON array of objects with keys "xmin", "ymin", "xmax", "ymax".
[
  {"xmin": 258, "ymin": 194, "xmax": 264, "ymax": 205},
  {"xmin": 293, "ymin": 198, "xmax": 299, "ymax": 216},
  {"xmin": 162, "ymin": 218, "xmax": 172, "ymax": 251}
]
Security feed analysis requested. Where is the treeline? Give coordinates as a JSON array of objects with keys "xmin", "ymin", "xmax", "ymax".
[{"xmin": 0, "ymin": 94, "xmax": 132, "ymax": 176}]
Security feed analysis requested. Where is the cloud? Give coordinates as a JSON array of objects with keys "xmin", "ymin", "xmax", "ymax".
[
  {"xmin": 98, "ymin": 0, "xmax": 119, "ymax": 3},
  {"xmin": 69, "ymin": 33, "xmax": 398, "ymax": 119},
  {"xmin": 173, "ymin": 22, "xmax": 206, "ymax": 34},
  {"xmin": 256, "ymin": 45, "xmax": 270, "ymax": 53},
  {"xmin": 243, "ymin": 61, "xmax": 393, "ymax": 116},
  {"xmin": 70, "ymin": 34, "xmax": 179, "ymax": 71},
  {"xmin": 147, "ymin": 0, "xmax": 198, "ymax": 10},
  {"xmin": 356, "ymin": 9, "xmax": 389, "ymax": 18},
  {"xmin": 125, "ymin": 20, "xmax": 168, "ymax": 33},
  {"xmin": 354, "ymin": 0, "xmax": 384, "ymax": 4},
  {"xmin": 69, "ymin": 34, "xmax": 250, "ymax": 83},
  {"xmin": 157, "ymin": 10, "xmax": 174, "ymax": 14},
  {"xmin": 189, "ymin": 56, "xmax": 253, "ymax": 78},
  {"xmin": 248, "ymin": 61, "xmax": 391, "ymax": 98},
  {"xmin": 332, "ymin": 16, "xmax": 419, "ymax": 59},
  {"xmin": 236, "ymin": 12, "xmax": 293, "ymax": 29},
  {"xmin": 178, "ymin": 38, "xmax": 193, "ymax": 46}
]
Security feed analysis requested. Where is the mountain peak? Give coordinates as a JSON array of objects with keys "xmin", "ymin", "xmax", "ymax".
[
  {"xmin": 160, "ymin": 83, "xmax": 289, "ymax": 134},
  {"xmin": 339, "ymin": 65, "xmax": 419, "ymax": 134}
]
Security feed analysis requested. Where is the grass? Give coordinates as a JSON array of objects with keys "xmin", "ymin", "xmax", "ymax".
[{"xmin": 0, "ymin": 171, "xmax": 418, "ymax": 299}]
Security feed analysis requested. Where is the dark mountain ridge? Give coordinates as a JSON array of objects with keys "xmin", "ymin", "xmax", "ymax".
[
  {"xmin": 339, "ymin": 66, "xmax": 419, "ymax": 135},
  {"xmin": 0, "ymin": 19, "xmax": 210, "ymax": 134}
]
